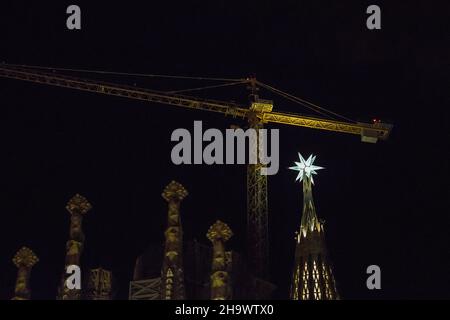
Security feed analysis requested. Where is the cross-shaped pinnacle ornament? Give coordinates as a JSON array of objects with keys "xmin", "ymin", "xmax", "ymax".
[{"xmin": 12, "ymin": 247, "xmax": 38, "ymax": 300}]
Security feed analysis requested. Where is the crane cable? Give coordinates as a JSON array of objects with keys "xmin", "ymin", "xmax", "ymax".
[
  {"xmin": 166, "ymin": 80, "xmax": 248, "ymax": 94},
  {"xmin": 256, "ymin": 80, "xmax": 356, "ymax": 123},
  {"xmin": 1, "ymin": 63, "xmax": 355, "ymax": 122},
  {"xmin": 1, "ymin": 63, "xmax": 245, "ymax": 83}
]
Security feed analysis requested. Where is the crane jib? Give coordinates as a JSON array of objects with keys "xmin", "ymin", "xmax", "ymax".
[{"xmin": 0, "ymin": 65, "xmax": 392, "ymax": 143}]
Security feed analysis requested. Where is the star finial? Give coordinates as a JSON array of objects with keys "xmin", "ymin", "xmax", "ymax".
[{"xmin": 289, "ymin": 153, "xmax": 324, "ymax": 184}]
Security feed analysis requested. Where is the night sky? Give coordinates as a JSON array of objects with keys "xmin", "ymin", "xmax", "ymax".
[{"xmin": 0, "ymin": 1, "xmax": 448, "ymax": 300}]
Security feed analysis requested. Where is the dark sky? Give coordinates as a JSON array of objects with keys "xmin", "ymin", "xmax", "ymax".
[{"xmin": 0, "ymin": 1, "xmax": 448, "ymax": 300}]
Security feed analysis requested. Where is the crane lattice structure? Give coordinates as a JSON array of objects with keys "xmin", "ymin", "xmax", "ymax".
[{"xmin": 0, "ymin": 63, "xmax": 392, "ymax": 280}]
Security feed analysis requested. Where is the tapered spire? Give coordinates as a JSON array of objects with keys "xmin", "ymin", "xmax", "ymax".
[
  {"xmin": 59, "ymin": 193, "xmax": 92, "ymax": 300},
  {"xmin": 161, "ymin": 181, "xmax": 188, "ymax": 300},
  {"xmin": 12, "ymin": 247, "xmax": 39, "ymax": 300},
  {"xmin": 207, "ymin": 220, "xmax": 233, "ymax": 300},
  {"xmin": 289, "ymin": 154, "xmax": 339, "ymax": 300},
  {"xmin": 289, "ymin": 153, "xmax": 324, "ymax": 237}
]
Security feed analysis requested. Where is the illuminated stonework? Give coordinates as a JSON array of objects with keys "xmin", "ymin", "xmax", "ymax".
[
  {"xmin": 301, "ymin": 261, "xmax": 309, "ymax": 299},
  {"xmin": 207, "ymin": 220, "xmax": 233, "ymax": 300},
  {"xmin": 58, "ymin": 193, "xmax": 91, "ymax": 300},
  {"xmin": 161, "ymin": 181, "xmax": 188, "ymax": 300},
  {"xmin": 289, "ymin": 154, "xmax": 339, "ymax": 300},
  {"xmin": 312, "ymin": 260, "xmax": 321, "ymax": 299},
  {"xmin": 13, "ymin": 247, "xmax": 39, "ymax": 269},
  {"xmin": 66, "ymin": 194, "xmax": 92, "ymax": 215},
  {"xmin": 86, "ymin": 268, "xmax": 113, "ymax": 300},
  {"xmin": 207, "ymin": 220, "xmax": 233, "ymax": 243},
  {"xmin": 162, "ymin": 181, "xmax": 188, "ymax": 202},
  {"xmin": 12, "ymin": 247, "xmax": 39, "ymax": 300}
]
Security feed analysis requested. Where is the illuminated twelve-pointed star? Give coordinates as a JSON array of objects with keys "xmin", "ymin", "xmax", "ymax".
[{"xmin": 289, "ymin": 153, "xmax": 324, "ymax": 184}]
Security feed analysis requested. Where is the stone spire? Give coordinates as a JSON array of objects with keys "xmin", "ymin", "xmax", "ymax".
[
  {"xmin": 161, "ymin": 181, "xmax": 188, "ymax": 300},
  {"xmin": 207, "ymin": 220, "xmax": 233, "ymax": 300},
  {"xmin": 59, "ymin": 193, "xmax": 92, "ymax": 300},
  {"xmin": 12, "ymin": 247, "xmax": 39, "ymax": 300},
  {"xmin": 289, "ymin": 154, "xmax": 339, "ymax": 300}
]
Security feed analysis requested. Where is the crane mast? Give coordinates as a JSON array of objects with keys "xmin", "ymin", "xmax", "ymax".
[
  {"xmin": 0, "ymin": 64, "xmax": 392, "ymax": 281},
  {"xmin": 246, "ymin": 78, "xmax": 269, "ymax": 278}
]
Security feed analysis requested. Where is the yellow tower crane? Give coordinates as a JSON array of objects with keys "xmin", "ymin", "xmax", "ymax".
[{"xmin": 0, "ymin": 64, "xmax": 392, "ymax": 280}]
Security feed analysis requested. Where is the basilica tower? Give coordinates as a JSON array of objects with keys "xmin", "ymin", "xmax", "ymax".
[{"xmin": 289, "ymin": 154, "xmax": 339, "ymax": 300}]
